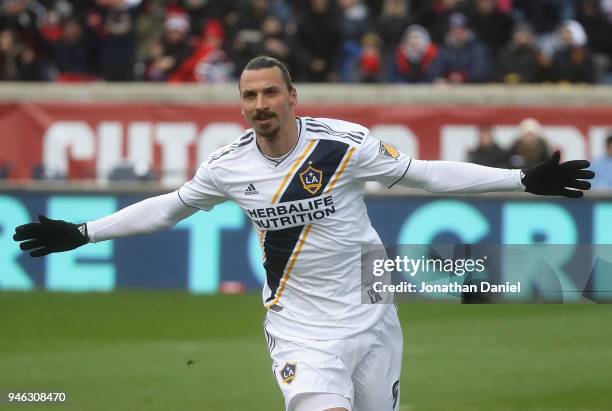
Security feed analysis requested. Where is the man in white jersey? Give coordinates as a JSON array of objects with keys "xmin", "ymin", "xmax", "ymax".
[{"xmin": 14, "ymin": 56, "xmax": 594, "ymax": 411}]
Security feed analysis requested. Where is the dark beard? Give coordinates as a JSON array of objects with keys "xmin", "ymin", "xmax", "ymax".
[{"xmin": 255, "ymin": 123, "xmax": 280, "ymax": 138}]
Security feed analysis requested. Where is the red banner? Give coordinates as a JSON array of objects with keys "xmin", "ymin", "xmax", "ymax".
[{"xmin": 1, "ymin": 102, "xmax": 611, "ymax": 185}]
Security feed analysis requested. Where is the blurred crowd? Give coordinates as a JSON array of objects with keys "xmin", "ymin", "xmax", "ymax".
[
  {"xmin": 468, "ymin": 118, "xmax": 550, "ymax": 169},
  {"xmin": 1, "ymin": 0, "xmax": 612, "ymax": 84},
  {"xmin": 468, "ymin": 118, "xmax": 612, "ymax": 189}
]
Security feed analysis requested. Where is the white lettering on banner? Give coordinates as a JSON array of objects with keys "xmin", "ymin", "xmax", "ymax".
[
  {"xmin": 128, "ymin": 123, "xmax": 154, "ymax": 170},
  {"xmin": 42, "ymin": 121, "xmax": 608, "ymax": 185},
  {"xmin": 441, "ymin": 126, "xmax": 478, "ymax": 162},
  {"xmin": 97, "ymin": 122, "xmax": 121, "ymax": 181},
  {"xmin": 533, "ymin": 127, "xmax": 585, "ymax": 160},
  {"xmin": 589, "ymin": 127, "xmax": 612, "ymax": 159},
  {"xmin": 43, "ymin": 122, "xmax": 96, "ymax": 177},
  {"xmin": 97, "ymin": 122, "xmax": 154, "ymax": 182},
  {"xmin": 155, "ymin": 123, "xmax": 197, "ymax": 186},
  {"xmin": 43, "ymin": 121, "xmax": 241, "ymax": 186}
]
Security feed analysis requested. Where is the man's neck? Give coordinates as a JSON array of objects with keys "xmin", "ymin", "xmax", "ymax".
[{"xmin": 256, "ymin": 118, "xmax": 299, "ymax": 158}]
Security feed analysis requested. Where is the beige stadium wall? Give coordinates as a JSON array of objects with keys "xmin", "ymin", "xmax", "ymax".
[{"xmin": 0, "ymin": 83, "xmax": 611, "ymax": 105}]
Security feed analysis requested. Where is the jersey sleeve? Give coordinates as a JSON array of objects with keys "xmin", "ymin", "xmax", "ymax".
[
  {"xmin": 352, "ymin": 133, "xmax": 412, "ymax": 188},
  {"xmin": 178, "ymin": 162, "xmax": 227, "ymax": 211}
]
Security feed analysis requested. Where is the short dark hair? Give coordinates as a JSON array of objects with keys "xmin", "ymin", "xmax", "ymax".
[
  {"xmin": 607, "ymin": 134, "xmax": 612, "ymax": 146},
  {"xmin": 241, "ymin": 56, "xmax": 293, "ymax": 91}
]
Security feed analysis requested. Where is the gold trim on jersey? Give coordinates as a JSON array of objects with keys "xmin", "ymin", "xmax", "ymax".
[
  {"xmin": 265, "ymin": 224, "xmax": 313, "ymax": 308},
  {"xmin": 271, "ymin": 140, "xmax": 317, "ymax": 204},
  {"xmin": 258, "ymin": 229, "xmax": 267, "ymax": 263},
  {"xmin": 324, "ymin": 146, "xmax": 356, "ymax": 194}
]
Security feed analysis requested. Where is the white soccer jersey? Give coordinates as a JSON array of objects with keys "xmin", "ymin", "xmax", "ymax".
[{"xmin": 179, "ymin": 117, "xmax": 411, "ymax": 340}]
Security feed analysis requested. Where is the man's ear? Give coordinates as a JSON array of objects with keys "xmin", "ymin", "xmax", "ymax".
[{"xmin": 289, "ymin": 87, "xmax": 298, "ymax": 108}]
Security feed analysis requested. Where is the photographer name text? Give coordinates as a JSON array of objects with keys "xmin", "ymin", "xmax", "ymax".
[{"xmin": 373, "ymin": 281, "xmax": 521, "ymax": 294}]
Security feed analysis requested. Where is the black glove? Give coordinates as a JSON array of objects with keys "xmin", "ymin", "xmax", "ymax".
[
  {"xmin": 521, "ymin": 151, "xmax": 595, "ymax": 198},
  {"xmin": 13, "ymin": 215, "xmax": 89, "ymax": 257}
]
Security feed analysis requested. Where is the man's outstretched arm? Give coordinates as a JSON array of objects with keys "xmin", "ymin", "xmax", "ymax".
[
  {"xmin": 13, "ymin": 191, "xmax": 197, "ymax": 257},
  {"xmin": 397, "ymin": 151, "xmax": 594, "ymax": 197}
]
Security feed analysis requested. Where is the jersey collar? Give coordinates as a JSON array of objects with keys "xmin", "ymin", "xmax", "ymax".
[{"xmin": 255, "ymin": 117, "xmax": 303, "ymax": 168}]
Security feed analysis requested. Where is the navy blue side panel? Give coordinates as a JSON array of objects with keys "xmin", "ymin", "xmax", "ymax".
[
  {"xmin": 263, "ymin": 225, "xmax": 305, "ymax": 303},
  {"xmin": 263, "ymin": 139, "xmax": 349, "ymax": 302}
]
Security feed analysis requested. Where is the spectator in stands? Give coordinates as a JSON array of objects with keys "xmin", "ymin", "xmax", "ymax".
[
  {"xmin": 496, "ymin": 22, "xmax": 546, "ymax": 83},
  {"xmin": 468, "ymin": 124, "xmax": 509, "ymax": 168},
  {"xmin": 393, "ymin": 24, "xmax": 438, "ymax": 83},
  {"xmin": 226, "ymin": 0, "xmax": 270, "ymax": 73},
  {"xmin": 258, "ymin": 15, "xmax": 296, "ymax": 72},
  {"xmin": 576, "ymin": 0, "xmax": 612, "ymax": 80},
  {"xmin": 429, "ymin": 12, "xmax": 492, "ymax": 83},
  {"xmin": 145, "ymin": 13, "xmax": 194, "ymax": 81},
  {"xmin": 423, "ymin": 0, "xmax": 469, "ymax": 45},
  {"xmin": 226, "ymin": 0, "xmax": 289, "ymax": 75},
  {"xmin": 87, "ymin": 0, "xmax": 141, "ymax": 81},
  {"xmin": 168, "ymin": 20, "xmax": 234, "ymax": 83},
  {"xmin": 31, "ymin": 5, "xmax": 80, "ymax": 81},
  {"xmin": 358, "ymin": 31, "xmax": 383, "ymax": 83},
  {"xmin": 135, "ymin": 0, "xmax": 164, "ymax": 68},
  {"xmin": 468, "ymin": 0, "xmax": 513, "ymax": 51},
  {"xmin": 339, "ymin": 0, "xmax": 370, "ymax": 44},
  {"xmin": 180, "ymin": 0, "xmax": 231, "ymax": 38},
  {"xmin": 551, "ymin": 20, "xmax": 597, "ymax": 83},
  {"xmin": 15, "ymin": 42, "xmax": 39, "ymax": 80},
  {"xmin": 508, "ymin": 118, "xmax": 550, "ymax": 168},
  {"xmin": 0, "ymin": 0, "xmax": 50, "ymax": 80},
  {"xmin": 4, "ymin": 0, "xmax": 612, "ymax": 84},
  {"xmin": 0, "ymin": 25, "xmax": 42, "ymax": 81},
  {"xmin": 38, "ymin": 8, "xmax": 63, "ymax": 45},
  {"xmin": 48, "ymin": 18, "xmax": 96, "ymax": 80},
  {"xmin": 294, "ymin": 0, "xmax": 342, "ymax": 82},
  {"xmin": 591, "ymin": 134, "xmax": 612, "ymax": 189},
  {"xmin": 338, "ymin": 0, "xmax": 370, "ymax": 82},
  {"xmin": 0, "ymin": 29, "xmax": 22, "ymax": 80},
  {"xmin": 375, "ymin": 0, "xmax": 415, "ymax": 81},
  {"xmin": 576, "ymin": 0, "xmax": 612, "ymax": 57},
  {"xmin": 0, "ymin": 0, "xmax": 46, "ymax": 42},
  {"xmin": 512, "ymin": 0, "xmax": 569, "ymax": 34}
]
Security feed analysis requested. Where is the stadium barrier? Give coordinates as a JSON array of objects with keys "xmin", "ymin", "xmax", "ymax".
[
  {"xmin": 1, "ymin": 190, "xmax": 610, "ymax": 293},
  {"xmin": 0, "ymin": 84, "xmax": 611, "ymax": 185}
]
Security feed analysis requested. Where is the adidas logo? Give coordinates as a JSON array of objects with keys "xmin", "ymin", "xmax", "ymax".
[
  {"xmin": 244, "ymin": 183, "xmax": 259, "ymax": 195},
  {"xmin": 78, "ymin": 224, "xmax": 88, "ymax": 238}
]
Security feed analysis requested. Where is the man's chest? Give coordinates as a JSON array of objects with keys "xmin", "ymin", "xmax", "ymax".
[{"xmin": 220, "ymin": 160, "xmax": 348, "ymax": 231}]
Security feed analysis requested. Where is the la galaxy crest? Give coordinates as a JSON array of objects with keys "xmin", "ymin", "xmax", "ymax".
[
  {"xmin": 300, "ymin": 164, "xmax": 323, "ymax": 194},
  {"xmin": 379, "ymin": 142, "xmax": 400, "ymax": 159},
  {"xmin": 280, "ymin": 362, "xmax": 297, "ymax": 384}
]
